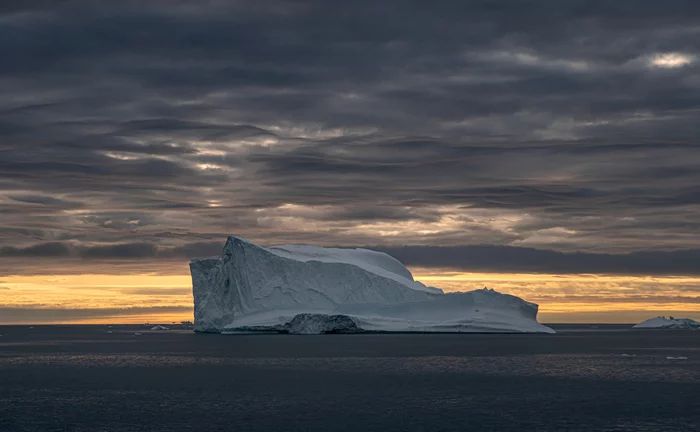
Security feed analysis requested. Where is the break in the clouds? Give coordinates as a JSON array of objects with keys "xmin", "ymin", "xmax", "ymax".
[{"xmin": 2, "ymin": 1, "xmax": 700, "ymax": 275}]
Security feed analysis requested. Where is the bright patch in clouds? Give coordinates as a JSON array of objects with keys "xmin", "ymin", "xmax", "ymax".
[
  {"xmin": 195, "ymin": 163, "xmax": 223, "ymax": 170},
  {"xmin": 650, "ymin": 52, "xmax": 694, "ymax": 68},
  {"xmin": 104, "ymin": 152, "xmax": 139, "ymax": 160},
  {"xmin": 488, "ymin": 51, "xmax": 591, "ymax": 71}
]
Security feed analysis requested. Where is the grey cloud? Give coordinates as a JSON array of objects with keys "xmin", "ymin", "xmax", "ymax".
[
  {"xmin": 0, "ymin": 240, "xmax": 221, "ymax": 261},
  {"xmin": 160, "ymin": 241, "xmax": 226, "ymax": 259},
  {"xmin": 4, "ymin": 239, "xmax": 700, "ymax": 277},
  {"xmin": 63, "ymin": 136, "xmax": 200, "ymax": 156},
  {"xmin": 322, "ymin": 207, "xmax": 442, "ymax": 223},
  {"xmin": 0, "ymin": 242, "xmax": 72, "ymax": 257},
  {"xmin": 0, "ymin": 242, "xmax": 159, "ymax": 259},
  {"xmin": 82, "ymin": 242, "xmax": 159, "ymax": 259},
  {"xmin": 375, "ymin": 245, "xmax": 700, "ymax": 276},
  {"xmin": 9, "ymin": 195, "xmax": 83, "ymax": 208}
]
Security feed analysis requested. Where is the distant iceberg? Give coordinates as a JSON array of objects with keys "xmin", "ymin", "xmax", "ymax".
[
  {"xmin": 633, "ymin": 316, "xmax": 700, "ymax": 329},
  {"xmin": 190, "ymin": 236, "xmax": 555, "ymax": 334}
]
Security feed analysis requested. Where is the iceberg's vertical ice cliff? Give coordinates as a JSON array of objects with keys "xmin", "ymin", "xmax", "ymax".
[{"xmin": 190, "ymin": 236, "xmax": 555, "ymax": 334}]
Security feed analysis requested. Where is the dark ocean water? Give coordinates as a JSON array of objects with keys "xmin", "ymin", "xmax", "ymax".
[{"xmin": 1, "ymin": 324, "xmax": 699, "ymax": 432}]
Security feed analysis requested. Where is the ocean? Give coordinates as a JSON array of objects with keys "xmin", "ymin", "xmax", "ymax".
[{"xmin": 1, "ymin": 325, "xmax": 699, "ymax": 431}]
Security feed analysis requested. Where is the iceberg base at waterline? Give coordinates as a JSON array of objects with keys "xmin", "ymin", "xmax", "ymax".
[
  {"xmin": 223, "ymin": 313, "xmax": 362, "ymax": 335},
  {"xmin": 190, "ymin": 236, "xmax": 555, "ymax": 335}
]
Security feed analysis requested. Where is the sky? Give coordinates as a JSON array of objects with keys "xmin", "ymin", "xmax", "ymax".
[{"xmin": 2, "ymin": 1, "xmax": 700, "ymax": 324}]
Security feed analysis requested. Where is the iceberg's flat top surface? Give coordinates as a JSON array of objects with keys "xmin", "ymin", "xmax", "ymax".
[
  {"xmin": 269, "ymin": 244, "xmax": 442, "ymax": 294},
  {"xmin": 190, "ymin": 236, "xmax": 554, "ymax": 334},
  {"xmin": 269, "ymin": 244, "xmax": 414, "ymax": 281},
  {"xmin": 202, "ymin": 237, "xmax": 442, "ymax": 294},
  {"xmin": 634, "ymin": 316, "xmax": 700, "ymax": 329}
]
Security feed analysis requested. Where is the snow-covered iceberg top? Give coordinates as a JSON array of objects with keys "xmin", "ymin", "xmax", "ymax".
[
  {"xmin": 633, "ymin": 316, "xmax": 700, "ymax": 329},
  {"xmin": 190, "ymin": 236, "xmax": 555, "ymax": 334}
]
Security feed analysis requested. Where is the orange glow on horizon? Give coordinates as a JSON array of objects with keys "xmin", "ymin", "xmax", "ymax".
[{"xmin": 2, "ymin": 270, "xmax": 699, "ymax": 324}]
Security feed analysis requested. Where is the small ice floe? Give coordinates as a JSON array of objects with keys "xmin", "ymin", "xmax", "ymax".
[
  {"xmin": 666, "ymin": 356, "xmax": 689, "ymax": 360},
  {"xmin": 634, "ymin": 316, "xmax": 700, "ymax": 329},
  {"xmin": 150, "ymin": 325, "xmax": 169, "ymax": 331},
  {"xmin": 29, "ymin": 326, "xmax": 34, "ymax": 329},
  {"xmin": 107, "ymin": 331, "xmax": 113, "ymax": 334},
  {"xmin": 134, "ymin": 332, "xmax": 143, "ymax": 336},
  {"xmin": 621, "ymin": 354, "xmax": 637, "ymax": 357}
]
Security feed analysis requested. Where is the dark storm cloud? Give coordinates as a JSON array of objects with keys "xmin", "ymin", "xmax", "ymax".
[
  {"xmin": 9, "ymin": 195, "xmax": 83, "ymax": 208},
  {"xmin": 375, "ymin": 245, "xmax": 700, "ymax": 276},
  {"xmin": 1, "ymin": 0, "xmax": 700, "ymax": 274},
  {"xmin": 83, "ymin": 242, "xmax": 160, "ymax": 259},
  {"xmin": 0, "ymin": 242, "xmax": 158, "ymax": 259},
  {"xmin": 0, "ymin": 240, "xmax": 221, "ymax": 261},
  {"xmin": 0, "ymin": 242, "xmax": 72, "ymax": 258},
  {"xmin": 4, "ymin": 238, "xmax": 700, "ymax": 277}
]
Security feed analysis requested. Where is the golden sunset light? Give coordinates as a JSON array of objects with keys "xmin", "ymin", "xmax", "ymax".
[{"xmin": 3, "ymin": 270, "xmax": 699, "ymax": 324}]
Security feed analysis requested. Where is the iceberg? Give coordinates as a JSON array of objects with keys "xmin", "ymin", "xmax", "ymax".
[
  {"xmin": 190, "ymin": 236, "xmax": 555, "ymax": 334},
  {"xmin": 633, "ymin": 316, "xmax": 700, "ymax": 329}
]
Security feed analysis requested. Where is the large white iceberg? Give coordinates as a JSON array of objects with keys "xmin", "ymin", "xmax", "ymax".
[
  {"xmin": 190, "ymin": 236, "xmax": 555, "ymax": 334},
  {"xmin": 633, "ymin": 316, "xmax": 700, "ymax": 329}
]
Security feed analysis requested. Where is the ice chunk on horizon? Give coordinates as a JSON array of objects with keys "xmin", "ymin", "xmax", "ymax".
[
  {"xmin": 633, "ymin": 316, "xmax": 700, "ymax": 329},
  {"xmin": 150, "ymin": 325, "xmax": 170, "ymax": 331},
  {"xmin": 190, "ymin": 236, "xmax": 555, "ymax": 334}
]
